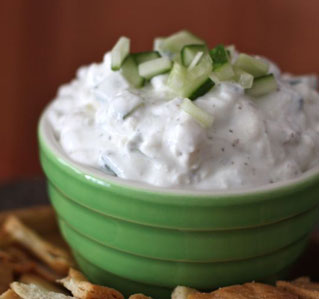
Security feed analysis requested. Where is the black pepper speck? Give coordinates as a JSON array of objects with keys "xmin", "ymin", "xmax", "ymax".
[{"xmin": 232, "ymin": 139, "xmax": 240, "ymax": 147}]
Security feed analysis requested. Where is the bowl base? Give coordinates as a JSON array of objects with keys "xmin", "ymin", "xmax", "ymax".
[
  {"xmin": 73, "ymin": 250, "xmax": 172, "ymax": 298},
  {"xmin": 73, "ymin": 249, "xmax": 296, "ymax": 299}
]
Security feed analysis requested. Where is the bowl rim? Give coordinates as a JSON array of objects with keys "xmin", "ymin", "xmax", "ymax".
[{"xmin": 39, "ymin": 103, "xmax": 319, "ymax": 198}]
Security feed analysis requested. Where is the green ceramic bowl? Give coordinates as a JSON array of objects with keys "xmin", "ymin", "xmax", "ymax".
[{"xmin": 38, "ymin": 107, "xmax": 319, "ymax": 298}]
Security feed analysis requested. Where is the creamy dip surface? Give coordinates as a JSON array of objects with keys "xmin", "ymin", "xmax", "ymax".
[{"xmin": 47, "ymin": 51, "xmax": 319, "ymax": 190}]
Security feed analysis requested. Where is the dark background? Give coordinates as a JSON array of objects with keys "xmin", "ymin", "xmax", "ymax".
[{"xmin": 1, "ymin": 0, "xmax": 319, "ymax": 182}]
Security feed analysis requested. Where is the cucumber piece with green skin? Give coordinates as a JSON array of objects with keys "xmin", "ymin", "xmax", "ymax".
[
  {"xmin": 210, "ymin": 44, "xmax": 230, "ymax": 69},
  {"xmin": 154, "ymin": 37, "xmax": 165, "ymax": 52},
  {"xmin": 234, "ymin": 53, "xmax": 269, "ymax": 77},
  {"xmin": 111, "ymin": 36, "xmax": 130, "ymax": 71},
  {"xmin": 167, "ymin": 54, "xmax": 213, "ymax": 100},
  {"xmin": 121, "ymin": 55, "xmax": 144, "ymax": 88},
  {"xmin": 234, "ymin": 67, "xmax": 254, "ymax": 89},
  {"xmin": 181, "ymin": 44, "xmax": 208, "ymax": 67},
  {"xmin": 173, "ymin": 52, "xmax": 182, "ymax": 64},
  {"xmin": 160, "ymin": 30, "xmax": 205, "ymax": 54},
  {"xmin": 181, "ymin": 98, "xmax": 214, "ymax": 128},
  {"xmin": 189, "ymin": 78, "xmax": 215, "ymax": 100},
  {"xmin": 212, "ymin": 62, "xmax": 235, "ymax": 81},
  {"xmin": 226, "ymin": 45, "xmax": 236, "ymax": 60},
  {"xmin": 138, "ymin": 57, "xmax": 172, "ymax": 80},
  {"xmin": 188, "ymin": 52, "xmax": 204, "ymax": 70},
  {"xmin": 123, "ymin": 103, "xmax": 144, "ymax": 119},
  {"xmin": 246, "ymin": 74, "xmax": 277, "ymax": 97},
  {"xmin": 209, "ymin": 73, "xmax": 221, "ymax": 85},
  {"xmin": 133, "ymin": 51, "xmax": 161, "ymax": 64}
]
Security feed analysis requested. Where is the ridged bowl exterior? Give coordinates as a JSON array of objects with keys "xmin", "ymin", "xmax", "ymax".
[{"xmin": 38, "ymin": 113, "xmax": 319, "ymax": 298}]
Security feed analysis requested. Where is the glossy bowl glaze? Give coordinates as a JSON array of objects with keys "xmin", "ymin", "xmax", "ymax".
[{"xmin": 38, "ymin": 108, "xmax": 319, "ymax": 298}]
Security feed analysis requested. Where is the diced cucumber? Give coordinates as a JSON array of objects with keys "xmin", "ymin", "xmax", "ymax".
[
  {"xmin": 154, "ymin": 37, "xmax": 165, "ymax": 52},
  {"xmin": 246, "ymin": 74, "xmax": 277, "ymax": 97},
  {"xmin": 160, "ymin": 30, "xmax": 205, "ymax": 54},
  {"xmin": 212, "ymin": 62, "xmax": 235, "ymax": 81},
  {"xmin": 173, "ymin": 52, "xmax": 182, "ymax": 64},
  {"xmin": 234, "ymin": 53, "xmax": 269, "ymax": 77},
  {"xmin": 111, "ymin": 36, "xmax": 130, "ymax": 71},
  {"xmin": 133, "ymin": 51, "xmax": 161, "ymax": 64},
  {"xmin": 209, "ymin": 73, "xmax": 221, "ymax": 85},
  {"xmin": 189, "ymin": 78, "xmax": 215, "ymax": 100},
  {"xmin": 123, "ymin": 103, "xmax": 144, "ymax": 119},
  {"xmin": 101, "ymin": 155, "xmax": 120, "ymax": 176},
  {"xmin": 167, "ymin": 54, "xmax": 213, "ymax": 100},
  {"xmin": 226, "ymin": 45, "xmax": 236, "ymax": 60},
  {"xmin": 181, "ymin": 44, "xmax": 208, "ymax": 67},
  {"xmin": 181, "ymin": 98, "xmax": 214, "ymax": 128},
  {"xmin": 234, "ymin": 67, "xmax": 253, "ymax": 89},
  {"xmin": 138, "ymin": 57, "xmax": 172, "ymax": 80},
  {"xmin": 210, "ymin": 44, "xmax": 230, "ymax": 69},
  {"xmin": 101, "ymin": 159, "xmax": 117, "ymax": 176},
  {"xmin": 167, "ymin": 63, "xmax": 191, "ymax": 96},
  {"xmin": 188, "ymin": 52, "xmax": 204, "ymax": 70},
  {"xmin": 121, "ymin": 55, "xmax": 144, "ymax": 88}
]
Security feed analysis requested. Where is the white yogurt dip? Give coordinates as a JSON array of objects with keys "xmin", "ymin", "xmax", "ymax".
[{"xmin": 47, "ymin": 48, "xmax": 319, "ymax": 190}]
